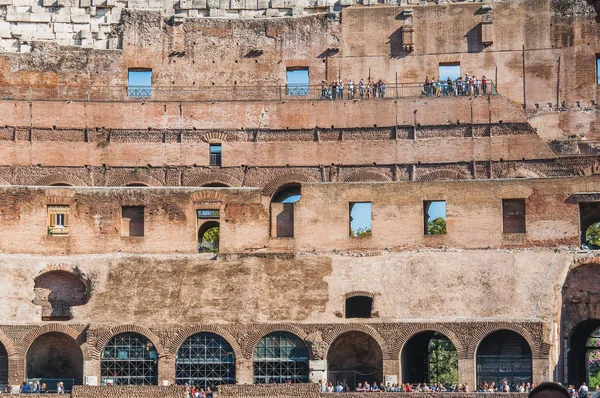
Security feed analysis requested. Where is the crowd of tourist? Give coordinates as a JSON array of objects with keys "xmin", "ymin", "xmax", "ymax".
[
  {"xmin": 320, "ymin": 79, "xmax": 387, "ymax": 100},
  {"xmin": 422, "ymin": 74, "xmax": 489, "ymax": 97},
  {"xmin": 12, "ymin": 381, "xmax": 66, "ymax": 394},
  {"xmin": 184, "ymin": 384, "xmax": 214, "ymax": 398}
]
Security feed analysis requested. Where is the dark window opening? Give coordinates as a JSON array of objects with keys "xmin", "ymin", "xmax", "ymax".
[
  {"xmin": 597, "ymin": 55, "xmax": 600, "ymax": 85},
  {"xmin": 209, "ymin": 144, "xmax": 222, "ymax": 167},
  {"xmin": 580, "ymin": 202, "xmax": 600, "ymax": 249},
  {"xmin": 349, "ymin": 202, "xmax": 372, "ymax": 237},
  {"xmin": 0, "ymin": 342, "xmax": 8, "ymax": 387},
  {"xmin": 271, "ymin": 184, "xmax": 301, "ymax": 238},
  {"xmin": 198, "ymin": 221, "xmax": 219, "ymax": 253},
  {"xmin": 128, "ymin": 69, "xmax": 152, "ymax": 98},
  {"xmin": 502, "ymin": 199, "xmax": 526, "ymax": 233},
  {"xmin": 286, "ymin": 68, "xmax": 309, "ymax": 96},
  {"xmin": 327, "ymin": 331, "xmax": 383, "ymax": 390},
  {"xmin": 424, "ymin": 201, "xmax": 447, "ymax": 235},
  {"xmin": 122, "ymin": 206, "xmax": 144, "ymax": 237},
  {"xmin": 345, "ymin": 295, "xmax": 373, "ymax": 319}
]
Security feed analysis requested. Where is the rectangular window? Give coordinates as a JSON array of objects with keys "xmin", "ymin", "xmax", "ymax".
[
  {"xmin": 349, "ymin": 202, "xmax": 372, "ymax": 237},
  {"xmin": 209, "ymin": 144, "xmax": 222, "ymax": 167},
  {"xmin": 424, "ymin": 201, "xmax": 447, "ymax": 235},
  {"xmin": 122, "ymin": 206, "xmax": 144, "ymax": 237},
  {"xmin": 47, "ymin": 205, "xmax": 70, "ymax": 236},
  {"xmin": 127, "ymin": 69, "xmax": 152, "ymax": 98},
  {"xmin": 197, "ymin": 209, "xmax": 220, "ymax": 219},
  {"xmin": 439, "ymin": 63, "xmax": 461, "ymax": 81},
  {"xmin": 502, "ymin": 199, "xmax": 526, "ymax": 233},
  {"xmin": 286, "ymin": 68, "xmax": 309, "ymax": 96}
]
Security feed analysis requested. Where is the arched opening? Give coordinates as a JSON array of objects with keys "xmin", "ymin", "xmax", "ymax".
[
  {"xmin": 26, "ymin": 332, "xmax": 83, "ymax": 391},
  {"xmin": 562, "ymin": 264, "xmax": 600, "ymax": 385},
  {"xmin": 33, "ymin": 271, "xmax": 87, "ymax": 321},
  {"xmin": 253, "ymin": 332, "xmax": 309, "ymax": 384},
  {"xmin": 345, "ymin": 296, "xmax": 373, "ymax": 319},
  {"xmin": 0, "ymin": 342, "xmax": 8, "ymax": 389},
  {"xmin": 270, "ymin": 184, "xmax": 301, "ymax": 238},
  {"xmin": 476, "ymin": 330, "xmax": 532, "ymax": 389},
  {"xmin": 401, "ymin": 331, "xmax": 457, "ymax": 386},
  {"xmin": 327, "ymin": 331, "xmax": 383, "ymax": 390},
  {"xmin": 176, "ymin": 332, "xmax": 236, "ymax": 389},
  {"xmin": 101, "ymin": 332, "xmax": 158, "ymax": 386},
  {"xmin": 203, "ymin": 183, "xmax": 229, "ymax": 187},
  {"xmin": 567, "ymin": 320, "xmax": 600, "ymax": 387},
  {"xmin": 198, "ymin": 221, "xmax": 219, "ymax": 253}
]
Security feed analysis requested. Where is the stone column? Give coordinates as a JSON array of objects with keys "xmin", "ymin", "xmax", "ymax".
[
  {"xmin": 8, "ymin": 355, "xmax": 24, "ymax": 389},
  {"xmin": 383, "ymin": 359, "xmax": 399, "ymax": 385},
  {"xmin": 236, "ymin": 359, "xmax": 253, "ymax": 384},
  {"xmin": 83, "ymin": 358, "xmax": 101, "ymax": 385},
  {"xmin": 309, "ymin": 360, "xmax": 327, "ymax": 383},
  {"xmin": 159, "ymin": 354, "xmax": 176, "ymax": 386},
  {"xmin": 458, "ymin": 358, "xmax": 476, "ymax": 388},
  {"xmin": 532, "ymin": 357, "xmax": 550, "ymax": 384}
]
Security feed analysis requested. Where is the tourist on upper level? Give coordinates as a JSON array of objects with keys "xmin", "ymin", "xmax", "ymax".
[
  {"xmin": 348, "ymin": 79, "xmax": 354, "ymax": 99},
  {"xmin": 580, "ymin": 383, "xmax": 589, "ymax": 398},
  {"xmin": 20, "ymin": 382, "xmax": 30, "ymax": 394},
  {"xmin": 379, "ymin": 81, "xmax": 386, "ymax": 98},
  {"xmin": 335, "ymin": 382, "xmax": 344, "ymax": 392},
  {"xmin": 338, "ymin": 79, "xmax": 344, "ymax": 99},
  {"xmin": 359, "ymin": 79, "xmax": 365, "ymax": 98},
  {"xmin": 482, "ymin": 75, "xmax": 488, "ymax": 94}
]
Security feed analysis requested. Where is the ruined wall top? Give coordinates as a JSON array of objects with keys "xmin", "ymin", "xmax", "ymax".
[{"xmin": 0, "ymin": 0, "xmax": 593, "ymax": 52}]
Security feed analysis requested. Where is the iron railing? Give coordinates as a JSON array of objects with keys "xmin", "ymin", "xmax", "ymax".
[
  {"xmin": 0, "ymin": 81, "xmax": 497, "ymax": 103},
  {"xmin": 327, "ymin": 371, "xmax": 383, "ymax": 392},
  {"xmin": 548, "ymin": 140, "xmax": 600, "ymax": 156},
  {"xmin": 209, "ymin": 153, "xmax": 222, "ymax": 167}
]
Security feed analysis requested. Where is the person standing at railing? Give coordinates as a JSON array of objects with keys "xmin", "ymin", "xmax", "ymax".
[
  {"xmin": 366, "ymin": 81, "xmax": 372, "ymax": 99},
  {"xmin": 474, "ymin": 76, "xmax": 480, "ymax": 96},
  {"xmin": 359, "ymin": 79, "xmax": 364, "ymax": 99},
  {"xmin": 348, "ymin": 79, "xmax": 354, "ymax": 99},
  {"xmin": 372, "ymin": 81, "xmax": 378, "ymax": 98},
  {"xmin": 380, "ymin": 81, "xmax": 386, "ymax": 98},
  {"xmin": 321, "ymin": 81, "xmax": 327, "ymax": 99},
  {"xmin": 338, "ymin": 79, "xmax": 344, "ymax": 99},
  {"xmin": 331, "ymin": 80, "xmax": 337, "ymax": 100},
  {"xmin": 482, "ymin": 75, "xmax": 487, "ymax": 95}
]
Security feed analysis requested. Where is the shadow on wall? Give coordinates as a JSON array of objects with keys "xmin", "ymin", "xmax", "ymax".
[{"xmin": 465, "ymin": 24, "xmax": 484, "ymax": 53}]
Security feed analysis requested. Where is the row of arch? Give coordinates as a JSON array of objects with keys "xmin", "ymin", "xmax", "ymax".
[
  {"xmin": 0, "ymin": 328, "xmax": 534, "ymax": 389},
  {"xmin": 0, "ymin": 167, "xmax": 547, "ymax": 190}
]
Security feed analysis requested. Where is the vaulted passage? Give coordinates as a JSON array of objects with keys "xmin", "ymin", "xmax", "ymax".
[
  {"xmin": 327, "ymin": 331, "xmax": 383, "ymax": 389},
  {"xmin": 176, "ymin": 332, "xmax": 235, "ymax": 389},
  {"xmin": 0, "ymin": 342, "xmax": 7, "ymax": 388},
  {"xmin": 26, "ymin": 332, "xmax": 83, "ymax": 390},
  {"xmin": 101, "ymin": 333, "xmax": 158, "ymax": 386},
  {"xmin": 401, "ymin": 331, "xmax": 457, "ymax": 386},
  {"xmin": 476, "ymin": 330, "xmax": 532, "ymax": 388}
]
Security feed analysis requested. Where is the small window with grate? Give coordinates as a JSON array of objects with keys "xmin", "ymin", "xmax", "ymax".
[{"xmin": 209, "ymin": 144, "xmax": 222, "ymax": 167}]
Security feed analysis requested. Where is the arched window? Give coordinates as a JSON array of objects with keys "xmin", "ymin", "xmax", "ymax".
[
  {"xmin": 253, "ymin": 332, "xmax": 309, "ymax": 384},
  {"xmin": 401, "ymin": 331, "xmax": 457, "ymax": 386},
  {"xmin": 101, "ymin": 333, "xmax": 158, "ymax": 386},
  {"xmin": 33, "ymin": 271, "xmax": 88, "ymax": 321},
  {"xmin": 345, "ymin": 296, "xmax": 373, "ymax": 319},
  {"xmin": 587, "ymin": 327, "xmax": 600, "ymax": 387},
  {"xmin": 327, "ymin": 331, "xmax": 383, "ymax": 390},
  {"xmin": 198, "ymin": 221, "xmax": 219, "ymax": 253},
  {"xmin": 176, "ymin": 333, "xmax": 236, "ymax": 389},
  {"xmin": 270, "ymin": 185, "xmax": 301, "ymax": 238},
  {"xmin": 0, "ymin": 342, "xmax": 8, "ymax": 388},
  {"xmin": 476, "ymin": 330, "xmax": 532, "ymax": 388},
  {"xmin": 26, "ymin": 332, "xmax": 83, "ymax": 391}
]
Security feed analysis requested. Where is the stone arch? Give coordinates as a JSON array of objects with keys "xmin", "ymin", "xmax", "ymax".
[
  {"xmin": 0, "ymin": 329, "xmax": 17, "ymax": 358},
  {"xmin": 342, "ymin": 171, "xmax": 391, "ymax": 183},
  {"xmin": 21, "ymin": 324, "xmax": 85, "ymax": 356},
  {"xmin": 242, "ymin": 324, "xmax": 308, "ymax": 360},
  {"xmin": 417, "ymin": 169, "xmax": 469, "ymax": 182},
  {"xmin": 33, "ymin": 268, "xmax": 89, "ymax": 321},
  {"xmin": 393, "ymin": 324, "xmax": 466, "ymax": 360},
  {"xmin": 107, "ymin": 174, "xmax": 163, "ymax": 187},
  {"xmin": 94, "ymin": 325, "xmax": 166, "ymax": 360},
  {"xmin": 168, "ymin": 326, "xmax": 242, "ymax": 359},
  {"xmin": 201, "ymin": 131, "xmax": 230, "ymax": 143},
  {"xmin": 498, "ymin": 166, "xmax": 545, "ymax": 179},
  {"xmin": 323, "ymin": 325, "xmax": 390, "ymax": 359},
  {"xmin": 25, "ymin": 331, "xmax": 84, "ymax": 386},
  {"xmin": 189, "ymin": 191, "xmax": 224, "ymax": 202},
  {"xmin": 400, "ymin": 329, "xmax": 459, "ymax": 385},
  {"xmin": 326, "ymin": 330, "xmax": 384, "ymax": 387},
  {"xmin": 35, "ymin": 174, "xmax": 88, "ymax": 186},
  {"xmin": 187, "ymin": 173, "xmax": 242, "ymax": 187},
  {"xmin": 262, "ymin": 173, "xmax": 319, "ymax": 197},
  {"xmin": 469, "ymin": 324, "xmax": 541, "ymax": 359}
]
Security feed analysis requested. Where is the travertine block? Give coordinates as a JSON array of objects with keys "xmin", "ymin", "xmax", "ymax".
[
  {"xmin": 291, "ymin": 4, "xmax": 302, "ymax": 14},
  {"xmin": 245, "ymin": 0, "xmax": 257, "ymax": 8},
  {"xmin": 265, "ymin": 7, "xmax": 279, "ymax": 15},
  {"xmin": 71, "ymin": 13, "xmax": 91, "ymax": 23},
  {"xmin": 257, "ymin": 0, "xmax": 268, "ymax": 8},
  {"xmin": 270, "ymin": 0, "xmax": 283, "ymax": 7},
  {"xmin": 30, "ymin": 12, "xmax": 51, "ymax": 22}
]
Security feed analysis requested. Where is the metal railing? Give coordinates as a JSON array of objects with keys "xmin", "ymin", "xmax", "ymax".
[
  {"xmin": 0, "ymin": 81, "xmax": 497, "ymax": 103},
  {"xmin": 209, "ymin": 153, "xmax": 222, "ymax": 167},
  {"xmin": 548, "ymin": 140, "xmax": 600, "ymax": 156}
]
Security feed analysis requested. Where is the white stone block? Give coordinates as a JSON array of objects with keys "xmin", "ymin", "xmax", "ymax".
[
  {"xmin": 188, "ymin": 8, "xmax": 198, "ymax": 15},
  {"xmin": 89, "ymin": 6, "xmax": 96, "ymax": 15},
  {"xmin": 94, "ymin": 38, "xmax": 107, "ymax": 48},
  {"xmin": 229, "ymin": 0, "xmax": 242, "ymax": 8},
  {"xmin": 179, "ymin": 0, "xmax": 192, "ymax": 9},
  {"xmin": 0, "ymin": 21, "xmax": 12, "ymax": 39},
  {"xmin": 257, "ymin": 0, "xmax": 268, "ymax": 7},
  {"xmin": 42, "ymin": 0, "xmax": 57, "ymax": 6},
  {"xmin": 71, "ymin": 13, "xmax": 91, "ymax": 22},
  {"xmin": 70, "ymin": 6, "xmax": 85, "ymax": 13},
  {"xmin": 270, "ymin": 0, "xmax": 283, "ymax": 7},
  {"xmin": 206, "ymin": 0, "xmax": 218, "ymax": 7},
  {"xmin": 265, "ymin": 7, "xmax": 278, "ymax": 15},
  {"xmin": 55, "ymin": 31, "xmax": 74, "ymax": 39},
  {"xmin": 80, "ymin": 37, "xmax": 93, "ymax": 47},
  {"xmin": 30, "ymin": 12, "xmax": 52, "ymax": 22},
  {"xmin": 52, "ymin": 12, "xmax": 71, "ymax": 22},
  {"xmin": 192, "ymin": 0, "xmax": 206, "ymax": 8},
  {"xmin": 245, "ymin": 0, "xmax": 256, "ymax": 8},
  {"xmin": 291, "ymin": 5, "xmax": 302, "ymax": 14},
  {"xmin": 19, "ymin": 43, "xmax": 32, "ymax": 52}
]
